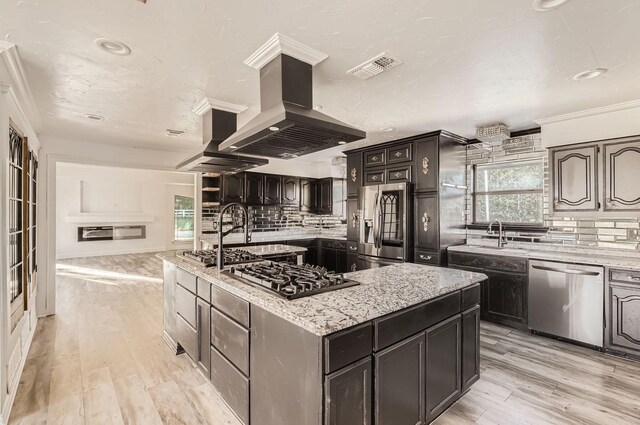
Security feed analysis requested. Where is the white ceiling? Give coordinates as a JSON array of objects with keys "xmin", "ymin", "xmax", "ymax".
[{"xmin": 3, "ymin": 0, "xmax": 640, "ymax": 166}]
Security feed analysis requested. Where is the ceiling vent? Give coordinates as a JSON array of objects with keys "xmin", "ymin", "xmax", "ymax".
[
  {"xmin": 347, "ymin": 52, "xmax": 402, "ymax": 80},
  {"xmin": 475, "ymin": 124, "xmax": 511, "ymax": 145}
]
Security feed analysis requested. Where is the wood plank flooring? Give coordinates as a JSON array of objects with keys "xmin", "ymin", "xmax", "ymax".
[{"xmin": 9, "ymin": 252, "xmax": 640, "ymax": 425}]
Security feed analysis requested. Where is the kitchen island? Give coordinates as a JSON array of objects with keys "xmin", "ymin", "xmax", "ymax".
[{"xmin": 159, "ymin": 248, "xmax": 487, "ymax": 425}]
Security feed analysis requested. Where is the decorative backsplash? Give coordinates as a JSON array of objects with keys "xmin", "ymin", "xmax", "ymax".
[{"xmin": 465, "ymin": 134, "xmax": 640, "ymax": 252}]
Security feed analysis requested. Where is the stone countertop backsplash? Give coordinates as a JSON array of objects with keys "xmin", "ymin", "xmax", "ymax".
[
  {"xmin": 159, "ymin": 251, "xmax": 486, "ymax": 336},
  {"xmin": 449, "ymin": 242, "xmax": 640, "ymax": 271},
  {"xmin": 201, "ymin": 228, "xmax": 347, "ymax": 246}
]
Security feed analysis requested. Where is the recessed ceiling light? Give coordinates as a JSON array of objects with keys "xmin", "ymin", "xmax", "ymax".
[
  {"xmin": 380, "ymin": 127, "xmax": 395, "ymax": 132},
  {"xmin": 95, "ymin": 38, "xmax": 131, "ymax": 56},
  {"xmin": 338, "ymin": 141, "xmax": 347, "ymax": 145},
  {"xmin": 313, "ymin": 105, "xmax": 323, "ymax": 110},
  {"xmin": 84, "ymin": 113, "xmax": 104, "ymax": 121},
  {"xmin": 269, "ymin": 126, "xmax": 280, "ymax": 131},
  {"xmin": 572, "ymin": 68, "xmax": 608, "ymax": 81},
  {"xmin": 229, "ymin": 145, "xmax": 239, "ymax": 149},
  {"xmin": 532, "ymin": 0, "xmax": 570, "ymax": 11}
]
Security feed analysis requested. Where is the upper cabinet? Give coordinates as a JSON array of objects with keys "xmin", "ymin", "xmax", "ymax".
[
  {"xmin": 317, "ymin": 178, "xmax": 333, "ymax": 214},
  {"xmin": 346, "ymin": 152, "xmax": 362, "ymax": 198},
  {"xmin": 551, "ymin": 145, "xmax": 599, "ymax": 212},
  {"xmin": 550, "ymin": 136, "xmax": 640, "ymax": 216},
  {"xmin": 300, "ymin": 178, "xmax": 317, "ymax": 212},
  {"xmin": 222, "ymin": 173, "xmax": 246, "ymax": 204},
  {"xmin": 281, "ymin": 176, "xmax": 299, "ymax": 205},
  {"xmin": 604, "ymin": 138, "xmax": 640, "ymax": 212},
  {"xmin": 263, "ymin": 174, "xmax": 282, "ymax": 205},
  {"xmin": 244, "ymin": 173, "xmax": 264, "ymax": 205},
  {"xmin": 414, "ymin": 136, "xmax": 439, "ymax": 192}
]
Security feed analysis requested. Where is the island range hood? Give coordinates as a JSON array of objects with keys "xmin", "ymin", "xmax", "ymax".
[
  {"xmin": 177, "ymin": 108, "xmax": 268, "ymax": 174},
  {"xmin": 218, "ymin": 54, "xmax": 366, "ymax": 158}
]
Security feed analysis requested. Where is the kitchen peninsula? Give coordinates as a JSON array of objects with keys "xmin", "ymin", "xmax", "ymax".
[{"xmin": 159, "ymin": 248, "xmax": 487, "ymax": 425}]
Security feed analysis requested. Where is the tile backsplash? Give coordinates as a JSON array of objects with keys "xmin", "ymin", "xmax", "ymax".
[{"xmin": 465, "ymin": 134, "xmax": 640, "ymax": 252}]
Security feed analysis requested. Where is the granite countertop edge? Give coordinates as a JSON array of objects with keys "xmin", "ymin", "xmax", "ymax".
[{"xmin": 158, "ymin": 251, "xmax": 487, "ymax": 336}]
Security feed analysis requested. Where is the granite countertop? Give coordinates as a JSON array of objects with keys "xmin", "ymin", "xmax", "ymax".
[
  {"xmin": 448, "ymin": 244, "xmax": 640, "ymax": 271},
  {"xmin": 200, "ymin": 230, "xmax": 347, "ymax": 245},
  {"xmin": 242, "ymin": 244, "xmax": 307, "ymax": 256},
  {"xmin": 158, "ymin": 251, "xmax": 487, "ymax": 336}
]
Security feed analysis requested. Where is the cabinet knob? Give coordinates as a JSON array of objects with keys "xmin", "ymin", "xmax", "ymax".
[
  {"xmin": 419, "ymin": 255, "xmax": 432, "ymax": 260},
  {"xmin": 351, "ymin": 167, "xmax": 357, "ymax": 183},
  {"xmin": 351, "ymin": 263, "xmax": 357, "ymax": 272},
  {"xmin": 422, "ymin": 212, "xmax": 430, "ymax": 233},
  {"xmin": 349, "ymin": 246, "xmax": 357, "ymax": 251}
]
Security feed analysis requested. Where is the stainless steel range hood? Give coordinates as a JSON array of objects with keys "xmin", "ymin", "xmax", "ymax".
[
  {"xmin": 177, "ymin": 108, "xmax": 268, "ymax": 174},
  {"xmin": 218, "ymin": 54, "xmax": 366, "ymax": 159}
]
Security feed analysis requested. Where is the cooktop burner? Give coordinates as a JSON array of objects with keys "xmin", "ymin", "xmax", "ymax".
[
  {"xmin": 181, "ymin": 249, "xmax": 262, "ymax": 268},
  {"xmin": 228, "ymin": 262, "xmax": 359, "ymax": 300}
]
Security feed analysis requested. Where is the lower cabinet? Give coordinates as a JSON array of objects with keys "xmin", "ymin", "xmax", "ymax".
[
  {"xmin": 211, "ymin": 346, "xmax": 250, "ymax": 425},
  {"xmin": 425, "ymin": 314, "xmax": 461, "ymax": 423},
  {"xmin": 374, "ymin": 333, "xmax": 425, "ymax": 425},
  {"xmin": 347, "ymin": 253, "xmax": 358, "ymax": 273},
  {"xmin": 606, "ymin": 269, "xmax": 640, "ymax": 356},
  {"xmin": 325, "ymin": 357, "xmax": 372, "ymax": 425},
  {"xmin": 196, "ymin": 298, "xmax": 211, "ymax": 376},
  {"xmin": 461, "ymin": 306, "xmax": 481, "ymax": 392},
  {"xmin": 320, "ymin": 240, "xmax": 348, "ymax": 273}
]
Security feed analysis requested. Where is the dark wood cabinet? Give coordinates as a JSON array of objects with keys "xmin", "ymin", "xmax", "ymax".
[
  {"xmin": 300, "ymin": 178, "xmax": 318, "ymax": 212},
  {"xmin": 425, "ymin": 314, "xmax": 461, "ymax": 423},
  {"xmin": 374, "ymin": 332, "xmax": 426, "ymax": 425},
  {"xmin": 282, "ymin": 176, "xmax": 299, "ymax": 205},
  {"xmin": 551, "ymin": 145, "xmax": 599, "ymax": 212},
  {"xmin": 415, "ymin": 193, "xmax": 439, "ymax": 250},
  {"xmin": 264, "ymin": 174, "xmax": 282, "ymax": 205},
  {"xmin": 461, "ymin": 305, "xmax": 480, "ymax": 392},
  {"xmin": 320, "ymin": 240, "xmax": 348, "ymax": 273},
  {"xmin": 347, "ymin": 152, "xmax": 362, "ymax": 198},
  {"xmin": 603, "ymin": 138, "xmax": 640, "ymax": 212},
  {"xmin": 364, "ymin": 149, "xmax": 385, "ymax": 168},
  {"xmin": 318, "ymin": 178, "xmax": 333, "ymax": 214},
  {"xmin": 386, "ymin": 143, "xmax": 412, "ymax": 164},
  {"xmin": 244, "ymin": 173, "xmax": 264, "ymax": 205},
  {"xmin": 414, "ymin": 136, "xmax": 439, "ymax": 192},
  {"xmin": 325, "ymin": 357, "xmax": 372, "ymax": 425},
  {"xmin": 222, "ymin": 173, "xmax": 245, "ymax": 204},
  {"xmin": 346, "ymin": 199, "xmax": 359, "ymax": 242},
  {"xmin": 484, "ymin": 270, "xmax": 528, "ymax": 324},
  {"xmin": 347, "ymin": 253, "xmax": 358, "ymax": 273},
  {"xmin": 364, "ymin": 169, "xmax": 385, "ymax": 186}
]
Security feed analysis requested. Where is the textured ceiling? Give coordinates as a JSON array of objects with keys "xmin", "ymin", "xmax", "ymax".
[{"xmin": 2, "ymin": 0, "xmax": 640, "ymax": 165}]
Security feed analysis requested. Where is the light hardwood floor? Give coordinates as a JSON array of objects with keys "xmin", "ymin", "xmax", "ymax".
[{"xmin": 9, "ymin": 252, "xmax": 640, "ymax": 425}]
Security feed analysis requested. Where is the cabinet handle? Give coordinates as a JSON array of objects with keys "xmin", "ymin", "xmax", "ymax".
[
  {"xmin": 371, "ymin": 155, "xmax": 379, "ymax": 162},
  {"xmin": 351, "ymin": 263, "xmax": 357, "ymax": 272},
  {"xmin": 628, "ymin": 275, "xmax": 640, "ymax": 281},
  {"xmin": 371, "ymin": 175, "xmax": 379, "ymax": 181},
  {"xmin": 349, "ymin": 246, "xmax": 358, "ymax": 251},
  {"xmin": 394, "ymin": 151, "xmax": 402, "ymax": 157},
  {"xmin": 422, "ymin": 212, "xmax": 429, "ymax": 232},
  {"xmin": 419, "ymin": 255, "xmax": 432, "ymax": 260},
  {"xmin": 351, "ymin": 167, "xmax": 357, "ymax": 183},
  {"xmin": 422, "ymin": 157, "xmax": 430, "ymax": 175}
]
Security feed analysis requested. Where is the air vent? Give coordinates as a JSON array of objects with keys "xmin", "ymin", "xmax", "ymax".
[{"xmin": 347, "ymin": 52, "xmax": 402, "ymax": 80}]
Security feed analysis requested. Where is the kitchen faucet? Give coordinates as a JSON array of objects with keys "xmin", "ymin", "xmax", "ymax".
[
  {"xmin": 217, "ymin": 203, "xmax": 251, "ymax": 270},
  {"xmin": 487, "ymin": 219, "xmax": 507, "ymax": 248}
]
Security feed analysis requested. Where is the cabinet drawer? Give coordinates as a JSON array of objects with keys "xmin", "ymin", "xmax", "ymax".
[
  {"xmin": 210, "ymin": 346, "xmax": 249, "ymax": 425},
  {"xmin": 176, "ymin": 314, "xmax": 197, "ymax": 361},
  {"xmin": 448, "ymin": 251, "xmax": 527, "ymax": 274},
  {"xmin": 364, "ymin": 170, "xmax": 385, "ymax": 185},
  {"xmin": 324, "ymin": 322, "xmax": 372, "ymax": 374},
  {"xmin": 197, "ymin": 278, "xmax": 211, "ymax": 303},
  {"xmin": 176, "ymin": 268, "xmax": 197, "ymax": 294},
  {"xmin": 175, "ymin": 284, "xmax": 196, "ymax": 328},
  {"xmin": 461, "ymin": 284, "xmax": 481, "ymax": 310},
  {"xmin": 365, "ymin": 149, "xmax": 385, "ymax": 167},
  {"xmin": 322, "ymin": 239, "xmax": 347, "ymax": 250},
  {"xmin": 414, "ymin": 249, "xmax": 440, "ymax": 266},
  {"xmin": 374, "ymin": 292, "xmax": 461, "ymax": 351},
  {"xmin": 610, "ymin": 269, "xmax": 640, "ymax": 286},
  {"xmin": 211, "ymin": 285, "xmax": 250, "ymax": 328},
  {"xmin": 347, "ymin": 241, "xmax": 358, "ymax": 253},
  {"xmin": 386, "ymin": 143, "xmax": 412, "ymax": 164},
  {"xmin": 211, "ymin": 307, "xmax": 250, "ymax": 376},
  {"xmin": 386, "ymin": 166, "xmax": 411, "ymax": 183}
]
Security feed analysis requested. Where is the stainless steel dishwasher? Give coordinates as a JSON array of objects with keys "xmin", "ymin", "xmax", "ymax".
[{"xmin": 529, "ymin": 260, "xmax": 604, "ymax": 347}]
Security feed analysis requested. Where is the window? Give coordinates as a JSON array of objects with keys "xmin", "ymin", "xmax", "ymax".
[
  {"xmin": 174, "ymin": 195, "xmax": 194, "ymax": 241},
  {"xmin": 473, "ymin": 160, "xmax": 544, "ymax": 224}
]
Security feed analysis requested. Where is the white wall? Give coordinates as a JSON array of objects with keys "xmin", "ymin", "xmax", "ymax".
[{"xmin": 55, "ymin": 163, "xmax": 194, "ymax": 259}]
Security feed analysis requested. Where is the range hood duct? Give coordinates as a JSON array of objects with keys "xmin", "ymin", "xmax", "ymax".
[
  {"xmin": 176, "ymin": 108, "xmax": 268, "ymax": 174},
  {"xmin": 218, "ymin": 54, "xmax": 366, "ymax": 159}
]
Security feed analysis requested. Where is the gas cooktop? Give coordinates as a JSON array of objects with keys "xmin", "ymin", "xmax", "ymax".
[
  {"xmin": 181, "ymin": 249, "xmax": 262, "ymax": 268},
  {"xmin": 228, "ymin": 262, "xmax": 359, "ymax": 300}
]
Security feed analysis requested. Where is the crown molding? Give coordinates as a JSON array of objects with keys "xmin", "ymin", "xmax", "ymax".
[
  {"xmin": 192, "ymin": 97, "xmax": 248, "ymax": 116},
  {"xmin": 244, "ymin": 33, "xmax": 328, "ymax": 70},
  {"xmin": 536, "ymin": 99, "xmax": 640, "ymax": 125},
  {"xmin": 0, "ymin": 41, "xmax": 41, "ymax": 130}
]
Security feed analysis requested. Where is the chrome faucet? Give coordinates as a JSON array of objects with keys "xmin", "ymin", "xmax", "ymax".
[
  {"xmin": 487, "ymin": 219, "xmax": 507, "ymax": 248},
  {"xmin": 217, "ymin": 203, "xmax": 251, "ymax": 270}
]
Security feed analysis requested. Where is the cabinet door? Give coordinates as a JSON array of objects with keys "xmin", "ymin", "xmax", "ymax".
[
  {"xmin": 322, "ymin": 248, "xmax": 337, "ymax": 272},
  {"xmin": 300, "ymin": 179, "xmax": 318, "ymax": 212},
  {"xmin": 325, "ymin": 357, "xmax": 372, "ymax": 425},
  {"xmin": 346, "ymin": 199, "xmax": 359, "ymax": 242},
  {"xmin": 415, "ymin": 193, "xmax": 439, "ymax": 250},
  {"xmin": 223, "ymin": 173, "xmax": 245, "ymax": 204},
  {"xmin": 608, "ymin": 284, "xmax": 640, "ymax": 353},
  {"xmin": 604, "ymin": 139, "xmax": 640, "ymax": 212},
  {"xmin": 414, "ymin": 136, "xmax": 439, "ymax": 192},
  {"xmin": 244, "ymin": 173, "xmax": 264, "ymax": 205},
  {"xmin": 364, "ymin": 149, "xmax": 385, "ymax": 168},
  {"xmin": 264, "ymin": 174, "xmax": 282, "ymax": 205},
  {"xmin": 552, "ymin": 145, "xmax": 599, "ymax": 212},
  {"xmin": 319, "ymin": 178, "xmax": 333, "ymax": 214},
  {"xmin": 282, "ymin": 176, "xmax": 299, "ymax": 205},
  {"xmin": 426, "ymin": 314, "xmax": 461, "ymax": 423},
  {"xmin": 196, "ymin": 298, "xmax": 211, "ymax": 377},
  {"xmin": 374, "ymin": 333, "xmax": 426, "ymax": 425},
  {"xmin": 305, "ymin": 246, "xmax": 318, "ymax": 267},
  {"xmin": 347, "ymin": 152, "xmax": 363, "ymax": 198},
  {"xmin": 485, "ymin": 270, "xmax": 528, "ymax": 324},
  {"xmin": 461, "ymin": 306, "xmax": 480, "ymax": 392},
  {"xmin": 336, "ymin": 249, "xmax": 348, "ymax": 273}
]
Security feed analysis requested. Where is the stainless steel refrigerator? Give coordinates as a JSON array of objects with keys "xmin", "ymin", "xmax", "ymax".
[{"xmin": 358, "ymin": 182, "xmax": 412, "ymax": 269}]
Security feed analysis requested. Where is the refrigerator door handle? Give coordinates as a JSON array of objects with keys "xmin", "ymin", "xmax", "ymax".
[
  {"xmin": 372, "ymin": 192, "xmax": 380, "ymax": 248},
  {"xmin": 375, "ymin": 192, "xmax": 384, "ymax": 249}
]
